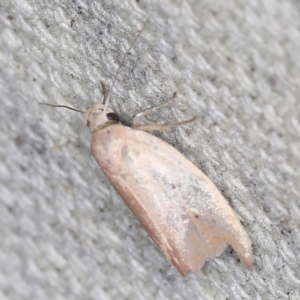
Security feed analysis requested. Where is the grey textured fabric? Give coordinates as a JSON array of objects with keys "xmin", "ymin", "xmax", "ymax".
[{"xmin": 1, "ymin": 0, "xmax": 300, "ymax": 299}]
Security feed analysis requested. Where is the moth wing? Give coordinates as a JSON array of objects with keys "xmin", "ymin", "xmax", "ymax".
[{"xmin": 91, "ymin": 125, "xmax": 253, "ymax": 275}]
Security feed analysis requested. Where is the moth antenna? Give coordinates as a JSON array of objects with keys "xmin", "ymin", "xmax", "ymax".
[
  {"xmin": 39, "ymin": 102, "xmax": 85, "ymax": 114},
  {"xmin": 104, "ymin": 20, "xmax": 148, "ymax": 113}
]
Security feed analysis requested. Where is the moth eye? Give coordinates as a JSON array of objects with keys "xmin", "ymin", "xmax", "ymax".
[{"xmin": 107, "ymin": 112, "xmax": 120, "ymax": 122}]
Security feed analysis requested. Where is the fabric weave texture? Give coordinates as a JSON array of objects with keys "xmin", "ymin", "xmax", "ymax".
[{"xmin": 1, "ymin": 1, "xmax": 300, "ymax": 299}]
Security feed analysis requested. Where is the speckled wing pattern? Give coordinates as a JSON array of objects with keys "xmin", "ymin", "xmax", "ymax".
[{"xmin": 91, "ymin": 125, "xmax": 253, "ymax": 275}]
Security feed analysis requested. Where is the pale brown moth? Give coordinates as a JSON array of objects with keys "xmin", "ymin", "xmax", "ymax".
[{"xmin": 41, "ymin": 22, "xmax": 253, "ymax": 275}]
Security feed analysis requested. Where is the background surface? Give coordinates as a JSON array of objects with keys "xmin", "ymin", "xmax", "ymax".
[{"xmin": 1, "ymin": 0, "xmax": 300, "ymax": 299}]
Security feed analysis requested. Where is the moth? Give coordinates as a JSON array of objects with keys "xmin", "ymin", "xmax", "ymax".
[{"xmin": 41, "ymin": 22, "xmax": 253, "ymax": 275}]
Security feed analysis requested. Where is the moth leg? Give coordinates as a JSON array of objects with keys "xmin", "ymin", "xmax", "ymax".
[
  {"xmin": 133, "ymin": 116, "xmax": 197, "ymax": 132},
  {"xmin": 238, "ymin": 215, "xmax": 248, "ymax": 226},
  {"xmin": 133, "ymin": 92, "xmax": 177, "ymax": 127},
  {"xmin": 101, "ymin": 81, "xmax": 110, "ymax": 105}
]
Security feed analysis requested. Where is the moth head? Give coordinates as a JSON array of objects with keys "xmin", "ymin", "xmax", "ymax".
[{"xmin": 84, "ymin": 104, "xmax": 120, "ymax": 132}]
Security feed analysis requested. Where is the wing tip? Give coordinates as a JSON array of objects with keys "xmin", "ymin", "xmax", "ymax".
[{"xmin": 241, "ymin": 254, "xmax": 255, "ymax": 270}]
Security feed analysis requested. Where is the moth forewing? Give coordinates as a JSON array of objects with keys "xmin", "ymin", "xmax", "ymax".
[{"xmin": 90, "ymin": 123, "xmax": 253, "ymax": 275}]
